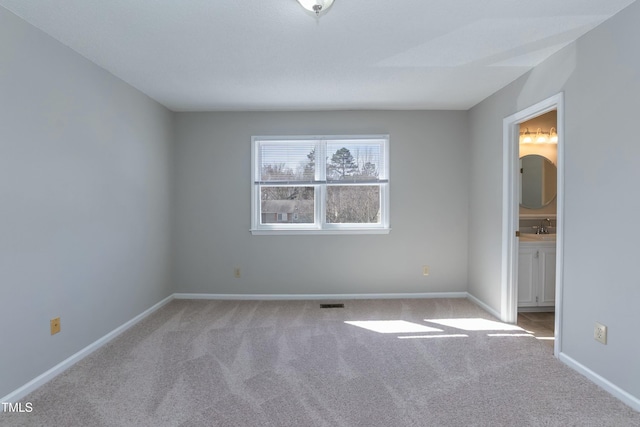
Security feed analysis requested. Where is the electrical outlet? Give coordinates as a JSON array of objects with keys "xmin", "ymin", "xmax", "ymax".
[
  {"xmin": 234, "ymin": 267, "xmax": 241, "ymax": 278},
  {"xmin": 422, "ymin": 265, "xmax": 430, "ymax": 276},
  {"xmin": 594, "ymin": 322, "xmax": 607, "ymax": 344},
  {"xmin": 50, "ymin": 317, "xmax": 61, "ymax": 335}
]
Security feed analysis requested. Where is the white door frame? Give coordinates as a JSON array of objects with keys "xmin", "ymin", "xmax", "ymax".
[{"xmin": 501, "ymin": 93, "xmax": 565, "ymax": 357}]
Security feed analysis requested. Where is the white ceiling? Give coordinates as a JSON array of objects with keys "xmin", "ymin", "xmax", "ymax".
[{"xmin": 1, "ymin": 0, "xmax": 635, "ymax": 111}]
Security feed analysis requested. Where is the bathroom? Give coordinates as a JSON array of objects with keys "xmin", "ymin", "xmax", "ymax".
[{"xmin": 517, "ymin": 110, "xmax": 557, "ymax": 344}]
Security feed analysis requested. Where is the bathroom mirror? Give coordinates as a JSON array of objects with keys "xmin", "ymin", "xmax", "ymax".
[{"xmin": 520, "ymin": 154, "xmax": 557, "ymax": 209}]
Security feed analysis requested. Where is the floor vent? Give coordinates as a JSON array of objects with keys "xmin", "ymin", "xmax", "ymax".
[{"xmin": 320, "ymin": 303, "xmax": 345, "ymax": 309}]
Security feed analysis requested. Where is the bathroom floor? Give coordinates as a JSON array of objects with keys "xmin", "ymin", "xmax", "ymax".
[{"xmin": 517, "ymin": 311, "xmax": 555, "ymax": 350}]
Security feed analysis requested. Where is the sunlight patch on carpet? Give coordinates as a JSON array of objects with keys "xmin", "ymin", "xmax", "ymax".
[
  {"xmin": 344, "ymin": 320, "xmax": 443, "ymax": 334},
  {"xmin": 397, "ymin": 334, "xmax": 468, "ymax": 339},
  {"xmin": 487, "ymin": 333, "xmax": 535, "ymax": 337},
  {"xmin": 424, "ymin": 318, "xmax": 525, "ymax": 332}
]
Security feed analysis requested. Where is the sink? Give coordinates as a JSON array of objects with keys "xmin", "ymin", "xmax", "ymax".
[{"xmin": 519, "ymin": 233, "xmax": 556, "ymax": 242}]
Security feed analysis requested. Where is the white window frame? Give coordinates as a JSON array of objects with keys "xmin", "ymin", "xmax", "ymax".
[{"xmin": 251, "ymin": 135, "xmax": 390, "ymax": 235}]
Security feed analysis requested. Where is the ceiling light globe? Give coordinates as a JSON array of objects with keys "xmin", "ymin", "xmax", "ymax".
[
  {"xmin": 296, "ymin": 0, "xmax": 335, "ymax": 17},
  {"xmin": 520, "ymin": 128, "xmax": 533, "ymax": 144},
  {"xmin": 535, "ymin": 128, "xmax": 548, "ymax": 144}
]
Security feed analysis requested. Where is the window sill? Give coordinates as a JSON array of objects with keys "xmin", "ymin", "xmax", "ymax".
[{"xmin": 250, "ymin": 228, "xmax": 391, "ymax": 236}]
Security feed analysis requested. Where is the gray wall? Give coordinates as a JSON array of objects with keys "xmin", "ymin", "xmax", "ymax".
[
  {"xmin": 172, "ymin": 111, "xmax": 470, "ymax": 295},
  {"xmin": 468, "ymin": 1, "xmax": 640, "ymax": 400},
  {"xmin": 0, "ymin": 9, "xmax": 173, "ymax": 397}
]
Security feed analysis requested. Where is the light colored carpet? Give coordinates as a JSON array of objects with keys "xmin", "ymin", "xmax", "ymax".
[{"xmin": 2, "ymin": 298, "xmax": 639, "ymax": 426}]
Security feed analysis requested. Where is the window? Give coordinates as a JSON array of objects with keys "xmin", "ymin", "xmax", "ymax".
[{"xmin": 251, "ymin": 135, "xmax": 390, "ymax": 234}]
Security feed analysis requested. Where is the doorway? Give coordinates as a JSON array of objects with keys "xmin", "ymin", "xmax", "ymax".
[{"xmin": 501, "ymin": 93, "xmax": 564, "ymax": 357}]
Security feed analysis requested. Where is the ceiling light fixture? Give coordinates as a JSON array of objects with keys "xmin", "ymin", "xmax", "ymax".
[
  {"xmin": 296, "ymin": 0, "xmax": 335, "ymax": 17},
  {"xmin": 519, "ymin": 127, "xmax": 558, "ymax": 144}
]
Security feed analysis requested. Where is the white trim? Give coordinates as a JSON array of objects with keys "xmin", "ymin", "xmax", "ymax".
[
  {"xmin": 554, "ymin": 96, "xmax": 565, "ymax": 358},
  {"xmin": 173, "ymin": 292, "xmax": 468, "ymax": 301},
  {"xmin": 559, "ymin": 352, "xmax": 640, "ymax": 412},
  {"xmin": 501, "ymin": 92, "xmax": 564, "ymax": 357},
  {"xmin": 250, "ymin": 228, "xmax": 391, "ymax": 235},
  {"xmin": 501, "ymin": 109, "xmax": 520, "ymax": 324},
  {"xmin": 0, "ymin": 295, "xmax": 174, "ymax": 407},
  {"xmin": 466, "ymin": 292, "xmax": 502, "ymax": 319}
]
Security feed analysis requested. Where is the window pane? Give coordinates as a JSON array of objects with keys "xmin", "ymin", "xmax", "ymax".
[
  {"xmin": 252, "ymin": 135, "xmax": 389, "ymax": 234},
  {"xmin": 326, "ymin": 141, "xmax": 384, "ymax": 181},
  {"xmin": 326, "ymin": 186, "xmax": 380, "ymax": 224},
  {"xmin": 258, "ymin": 141, "xmax": 316, "ymax": 181},
  {"xmin": 260, "ymin": 186, "xmax": 314, "ymax": 224}
]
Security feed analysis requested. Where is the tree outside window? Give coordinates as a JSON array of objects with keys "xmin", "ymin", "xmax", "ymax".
[{"xmin": 251, "ymin": 136, "xmax": 389, "ymax": 234}]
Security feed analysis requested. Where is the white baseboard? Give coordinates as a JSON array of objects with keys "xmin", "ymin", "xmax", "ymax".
[
  {"xmin": 466, "ymin": 292, "xmax": 502, "ymax": 319},
  {"xmin": 173, "ymin": 292, "xmax": 468, "ymax": 301},
  {"xmin": 0, "ymin": 294, "xmax": 174, "ymax": 406},
  {"xmin": 558, "ymin": 352, "xmax": 640, "ymax": 412}
]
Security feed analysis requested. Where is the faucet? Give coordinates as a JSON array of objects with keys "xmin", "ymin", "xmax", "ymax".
[{"xmin": 538, "ymin": 218, "xmax": 552, "ymax": 234}]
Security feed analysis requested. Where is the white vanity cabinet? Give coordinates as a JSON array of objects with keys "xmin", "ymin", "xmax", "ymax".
[{"xmin": 518, "ymin": 242, "xmax": 556, "ymax": 308}]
